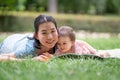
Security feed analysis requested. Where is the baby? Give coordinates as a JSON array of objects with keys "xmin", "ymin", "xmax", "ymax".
[{"xmin": 55, "ymin": 26, "xmax": 110, "ymax": 57}]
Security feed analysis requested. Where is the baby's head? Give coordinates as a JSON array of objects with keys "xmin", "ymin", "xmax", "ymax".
[{"xmin": 57, "ymin": 26, "xmax": 76, "ymax": 53}]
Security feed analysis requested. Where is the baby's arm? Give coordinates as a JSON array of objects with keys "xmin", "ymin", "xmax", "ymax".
[
  {"xmin": 81, "ymin": 40, "xmax": 97, "ymax": 54},
  {"xmin": 82, "ymin": 41, "xmax": 111, "ymax": 57},
  {"xmin": 96, "ymin": 51, "xmax": 111, "ymax": 58}
]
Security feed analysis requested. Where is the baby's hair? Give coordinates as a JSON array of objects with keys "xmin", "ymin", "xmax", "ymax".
[{"xmin": 58, "ymin": 26, "xmax": 76, "ymax": 41}]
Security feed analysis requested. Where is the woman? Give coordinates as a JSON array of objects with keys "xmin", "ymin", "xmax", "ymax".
[{"xmin": 0, "ymin": 14, "xmax": 58, "ymax": 61}]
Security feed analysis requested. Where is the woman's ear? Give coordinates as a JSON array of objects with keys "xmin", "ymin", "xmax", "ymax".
[{"xmin": 34, "ymin": 32, "xmax": 38, "ymax": 40}]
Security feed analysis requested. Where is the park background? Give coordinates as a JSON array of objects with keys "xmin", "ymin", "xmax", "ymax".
[
  {"xmin": 0, "ymin": 0, "xmax": 120, "ymax": 80},
  {"xmin": 0, "ymin": 0, "xmax": 120, "ymax": 33}
]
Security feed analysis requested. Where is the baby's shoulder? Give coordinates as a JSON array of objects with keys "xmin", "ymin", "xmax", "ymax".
[{"xmin": 75, "ymin": 40, "xmax": 86, "ymax": 44}]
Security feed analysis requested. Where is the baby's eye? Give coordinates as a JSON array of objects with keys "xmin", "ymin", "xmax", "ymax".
[{"xmin": 63, "ymin": 43, "xmax": 66, "ymax": 45}]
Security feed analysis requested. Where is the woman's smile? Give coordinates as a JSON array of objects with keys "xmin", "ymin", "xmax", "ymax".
[{"xmin": 46, "ymin": 40, "xmax": 54, "ymax": 44}]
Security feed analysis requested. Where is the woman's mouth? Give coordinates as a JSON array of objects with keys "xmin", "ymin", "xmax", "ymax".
[{"xmin": 46, "ymin": 40, "xmax": 54, "ymax": 45}]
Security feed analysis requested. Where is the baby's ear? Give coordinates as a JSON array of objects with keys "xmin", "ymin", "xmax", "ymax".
[{"xmin": 34, "ymin": 32, "xmax": 38, "ymax": 40}]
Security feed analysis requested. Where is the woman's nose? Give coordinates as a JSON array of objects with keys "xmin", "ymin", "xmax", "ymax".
[{"xmin": 47, "ymin": 34, "xmax": 53, "ymax": 39}]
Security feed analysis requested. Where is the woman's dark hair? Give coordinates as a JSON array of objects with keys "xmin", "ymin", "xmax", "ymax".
[
  {"xmin": 34, "ymin": 15, "xmax": 57, "ymax": 51},
  {"xmin": 34, "ymin": 15, "xmax": 57, "ymax": 33}
]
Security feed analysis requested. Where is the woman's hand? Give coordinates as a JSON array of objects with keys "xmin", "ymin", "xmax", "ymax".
[
  {"xmin": 32, "ymin": 52, "xmax": 54, "ymax": 62},
  {"xmin": 43, "ymin": 52, "xmax": 54, "ymax": 58},
  {"xmin": 0, "ymin": 54, "xmax": 22, "ymax": 61}
]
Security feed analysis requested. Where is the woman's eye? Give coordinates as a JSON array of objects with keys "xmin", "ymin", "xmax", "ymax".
[
  {"xmin": 42, "ymin": 33, "xmax": 47, "ymax": 34},
  {"xmin": 51, "ymin": 30, "xmax": 55, "ymax": 33}
]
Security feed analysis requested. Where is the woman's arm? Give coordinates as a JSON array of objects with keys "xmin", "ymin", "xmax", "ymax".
[
  {"xmin": 0, "ymin": 53, "xmax": 22, "ymax": 61},
  {"xmin": 0, "ymin": 52, "xmax": 53, "ymax": 62}
]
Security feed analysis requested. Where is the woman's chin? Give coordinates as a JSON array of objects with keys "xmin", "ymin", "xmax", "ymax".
[{"xmin": 47, "ymin": 45, "xmax": 55, "ymax": 49}]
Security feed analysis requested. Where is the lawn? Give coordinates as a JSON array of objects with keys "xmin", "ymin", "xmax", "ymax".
[{"xmin": 0, "ymin": 35, "xmax": 120, "ymax": 80}]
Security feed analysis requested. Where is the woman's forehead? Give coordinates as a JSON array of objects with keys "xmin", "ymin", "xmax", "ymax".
[{"xmin": 38, "ymin": 22, "xmax": 56, "ymax": 31}]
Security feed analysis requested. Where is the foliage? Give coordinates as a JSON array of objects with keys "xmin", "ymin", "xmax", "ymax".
[
  {"xmin": 105, "ymin": 0, "xmax": 120, "ymax": 14},
  {"xmin": 0, "ymin": 0, "xmax": 120, "ymax": 14},
  {"xmin": 0, "ymin": 0, "xmax": 26, "ymax": 11},
  {"xmin": 58, "ymin": 0, "xmax": 90, "ymax": 13},
  {"xmin": 25, "ymin": 0, "xmax": 47, "ymax": 11}
]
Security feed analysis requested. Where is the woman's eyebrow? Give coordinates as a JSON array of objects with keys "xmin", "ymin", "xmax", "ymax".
[
  {"xmin": 51, "ymin": 28, "xmax": 56, "ymax": 30},
  {"xmin": 41, "ymin": 28, "xmax": 56, "ymax": 32},
  {"xmin": 41, "ymin": 30, "xmax": 47, "ymax": 32}
]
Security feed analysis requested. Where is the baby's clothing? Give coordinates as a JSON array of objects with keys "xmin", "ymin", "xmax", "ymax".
[
  {"xmin": 55, "ymin": 40, "xmax": 97, "ymax": 55},
  {"xmin": 98, "ymin": 49, "xmax": 120, "ymax": 58}
]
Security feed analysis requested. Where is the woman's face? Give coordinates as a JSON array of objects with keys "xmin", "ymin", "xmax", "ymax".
[{"xmin": 35, "ymin": 22, "xmax": 58, "ymax": 49}]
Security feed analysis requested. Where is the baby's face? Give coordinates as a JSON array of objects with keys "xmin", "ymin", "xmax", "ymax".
[{"xmin": 57, "ymin": 36, "xmax": 73, "ymax": 53}]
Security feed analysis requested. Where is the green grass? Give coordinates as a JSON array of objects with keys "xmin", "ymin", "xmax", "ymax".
[
  {"xmin": 0, "ymin": 58, "xmax": 120, "ymax": 80},
  {"xmin": 0, "ymin": 36, "xmax": 120, "ymax": 80},
  {"xmin": 78, "ymin": 37, "xmax": 120, "ymax": 50}
]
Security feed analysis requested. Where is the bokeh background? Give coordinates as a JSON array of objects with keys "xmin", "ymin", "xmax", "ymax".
[
  {"xmin": 0, "ymin": 1, "xmax": 120, "ymax": 80},
  {"xmin": 0, "ymin": 0, "xmax": 120, "ymax": 34}
]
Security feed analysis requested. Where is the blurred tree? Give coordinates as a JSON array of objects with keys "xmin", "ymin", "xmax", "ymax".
[
  {"xmin": 106, "ymin": 0, "xmax": 120, "ymax": 14},
  {"xmin": 90, "ymin": 0, "xmax": 107, "ymax": 15},
  {"xmin": 16, "ymin": 0, "xmax": 26, "ymax": 11},
  {"xmin": 0, "ymin": 0, "xmax": 17, "ymax": 11},
  {"xmin": 0, "ymin": 0, "xmax": 120, "ymax": 14},
  {"xmin": 25, "ymin": 0, "xmax": 47, "ymax": 12},
  {"xmin": 48, "ymin": 0, "xmax": 57, "ymax": 13},
  {"xmin": 0, "ymin": 0, "xmax": 26, "ymax": 11},
  {"xmin": 58, "ymin": 0, "xmax": 90, "ymax": 14}
]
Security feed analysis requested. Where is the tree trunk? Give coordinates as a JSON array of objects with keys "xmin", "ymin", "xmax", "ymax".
[{"xmin": 48, "ymin": 0, "xmax": 57, "ymax": 13}]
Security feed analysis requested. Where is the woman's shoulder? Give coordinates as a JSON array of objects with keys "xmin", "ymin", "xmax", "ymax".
[
  {"xmin": 4, "ymin": 33, "xmax": 33, "ymax": 40},
  {"xmin": 1, "ymin": 33, "xmax": 34, "ymax": 49}
]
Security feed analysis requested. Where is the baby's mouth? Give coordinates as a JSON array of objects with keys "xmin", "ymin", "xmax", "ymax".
[{"xmin": 60, "ymin": 49, "xmax": 65, "ymax": 52}]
